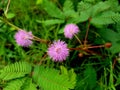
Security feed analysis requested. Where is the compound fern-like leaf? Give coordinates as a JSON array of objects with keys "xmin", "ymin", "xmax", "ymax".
[
  {"xmin": 60, "ymin": 66, "xmax": 76, "ymax": 88},
  {"xmin": 21, "ymin": 78, "xmax": 36, "ymax": 90},
  {"xmin": 33, "ymin": 66, "xmax": 76, "ymax": 90},
  {"xmin": 91, "ymin": 11, "xmax": 115, "ymax": 25},
  {"xmin": 0, "ymin": 61, "xmax": 32, "ymax": 80},
  {"xmin": 42, "ymin": 0, "xmax": 64, "ymax": 19},
  {"xmin": 3, "ymin": 77, "xmax": 26, "ymax": 90}
]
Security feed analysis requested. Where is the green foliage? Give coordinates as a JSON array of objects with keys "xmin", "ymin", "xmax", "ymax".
[
  {"xmin": 42, "ymin": 0, "xmax": 65, "ymax": 19},
  {"xmin": 36, "ymin": 0, "xmax": 43, "ymax": 5},
  {"xmin": 77, "ymin": 1, "xmax": 92, "ymax": 12},
  {"xmin": 3, "ymin": 77, "xmax": 36, "ymax": 90},
  {"xmin": 75, "ymin": 65, "xmax": 97, "ymax": 90},
  {"xmin": 63, "ymin": 0, "xmax": 78, "ymax": 18},
  {"xmin": 83, "ymin": 0, "xmax": 95, "ymax": 3},
  {"xmin": 108, "ymin": 62, "xmax": 116, "ymax": 90},
  {"xmin": 91, "ymin": 1, "xmax": 111, "ymax": 17},
  {"xmin": 3, "ymin": 77, "xmax": 26, "ymax": 90},
  {"xmin": 5, "ymin": 12, "xmax": 16, "ymax": 19},
  {"xmin": 65, "ymin": 0, "xmax": 92, "ymax": 23},
  {"xmin": 97, "ymin": 28, "xmax": 120, "ymax": 54},
  {"xmin": 33, "ymin": 65, "xmax": 76, "ymax": 90},
  {"xmin": 91, "ymin": 11, "xmax": 120, "ymax": 25},
  {"xmin": 90, "ymin": 0, "xmax": 120, "ymax": 25},
  {"xmin": 0, "ymin": 41, "xmax": 6, "ymax": 56},
  {"xmin": 83, "ymin": 66, "xmax": 97, "ymax": 89},
  {"xmin": 115, "ymin": 74, "xmax": 120, "ymax": 87},
  {"xmin": 36, "ymin": 19, "xmax": 64, "ymax": 26},
  {"xmin": 63, "ymin": 0, "xmax": 74, "ymax": 12},
  {"xmin": 21, "ymin": 78, "xmax": 36, "ymax": 90},
  {"xmin": 60, "ymin": 66, "xmax": 76, "ymax": 88},
  {"xmin": 39, "ymin": 0, "xmax": 120, "ymax": 25},
  {"xmin": 0, "ymin": 61, "xmax": 32, "ymax": 80},
  {"xmin": 68, "ymin": 0, "xmax": 120, "ymax": 25},
  {"xmin": 1, "ymin": 0, "xmax": 120, "ymax": 89}
]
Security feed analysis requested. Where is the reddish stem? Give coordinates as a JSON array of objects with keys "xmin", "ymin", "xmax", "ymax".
[
  {"xmin": 84, "ymin": 18, "xmax": 92, "ymax": 46},
  {"xmin": 87, "ymin": 45, "xmax": 105, "ymax": 49},
  {"xmin": 69, "ymin": 47, "xmax": 83, "ymax": 50},
  {"xmin": 38, "ymin": 53, "xmax": 48, "ymax": 65},
  {"xmin": 112, "ymin": 58, "xmax": 117, "ymax": 69}
]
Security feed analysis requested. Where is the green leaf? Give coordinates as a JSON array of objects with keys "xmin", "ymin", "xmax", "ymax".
[
  {"xmin": 42, "ymin": 0, "xmax": 64, "ymax": 19},
  {"xmin": 91, "ymin": 1, "xmax": 111, "ymax": 17},
  {"xmin": 0, "ymin": 62, "xmax": 32, "ymax": 80},
  {"xmin": 77, "ymin": 1, "xmax": 92, "ymax": 13},
  {"xmin": 33, "ymin": 65, "xmax": 76, "ymax": 90},
  {"xmin": 58, "ymin": 27, "xmax": 64, "ymax": 34},
  {"xmin": 60, "ymin": 66, "xmax": 76, "ymax": 88},
  {"xmin": 0, "ymin": 41, "xmax": 5, "ymax": 56},
  {"xmin": 64, "ymin": 10, "xmax": 78, "ymax": 18},
  {"xmin": 67, "ymin": 1, "xmax": 93, "ymax": 23},
  {"xmin": 115, "ymin": 75, "xmax": 120, "ymax": 86},
  {"xmin": 4, "ymin": 77, "xmax": 26, "ymax": 90},
  {"xmin": 84, "ymin": 66, "xmax": 97, "ymax": 89},
  {"xmin": 111, "ymin": 13, "xmax": 120, "ymax": 23},
  {"xmin": 63, "ymin": 0, "xmax": 78, "ymax": 18},
  {"xmin": 107, "ymin": 0, "xmax": 119, "ymax": 11},
  {"xmin": 91, "ymin": 11, "xmax": 115, "ymax": 25},
  {"xmin": 67, "ymin": 9, "xmax": 91, "ymax": 23},
  {"xmin": 109, "ymin": 42, "xmax": 120, "ymax": 54},
  {"xmin": 84, "ymin": 0, "xmax": 95, "ymax": 3},
  {"xmin": 6, "ymin": 13, "xmax": 15, "ymax": 19},
  {"xmin": 75, "ymin": 74, "xmax": 87, "ymax": 90},
  {"xmin": 97, "ymin": 28, "xmax": 119, "ymax": 42},
  {"xmin": 63, "ymin": 0, "xmax": 74, "ymax": 11},
  {"xmin": 36, "ymin": 0, "xmax": 43, "ymax": 5},
  {"xmin": 36, "ymin": 19, "xmax": 64, "ymax": 26},
  {"xmin": 97, "ymin": 28, "xmax": 120, "ymax": 54},
  {"xmin": 91, "ymin": 11, "xmax": 120, "ymax": 25},
  {"xmin": 60, "ymin": 66, "xmax": 68, "ymax": 75},
  {"xmin": 21, "ymin": 78, "xmax": 36, "ymax": 90}
]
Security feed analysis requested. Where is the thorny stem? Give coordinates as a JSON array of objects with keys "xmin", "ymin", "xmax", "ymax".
[
  {"xmin": 84, "ymin": 18, "xmax": 91, "ymax": 46},
  {"xmin": 5, "ymin": 0, "xmax": 11, "ymax": 15}
]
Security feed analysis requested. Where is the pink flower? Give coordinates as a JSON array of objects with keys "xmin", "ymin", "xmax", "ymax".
[
  {"xmin": 47, "ymin": 40, "xmax": 69, "ymax": 62},
  {"xmin": 64, "ymin": 24, "xmax": 80, "ymax": 39},
  {"xmin": 14, "ymin": 30, "xmax": 33, "ymax": 47}
]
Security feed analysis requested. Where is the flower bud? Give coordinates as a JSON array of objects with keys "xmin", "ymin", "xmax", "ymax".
[{"xmin": 104, "ymin": 43, "xmax": 112, "ymax": 48}]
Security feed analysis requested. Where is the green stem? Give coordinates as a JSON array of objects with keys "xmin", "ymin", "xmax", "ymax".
[
  {"xmin": 5, "ymin": 0, "xmax": 11, "ymax": 15},
  {"xmin": 0, "ymin": 17, "xmax": 49, "ymax": 44},
  {"xmin": 0, "ymin": 17, "xmax": 21, "ymax": 30},
  {"xmin": 33, "ymin": 36, "xmax": 49, "ymax": 44},
  {"xmin": 74, "ymin": 34, "xmax": 82, "ymax": 45}
]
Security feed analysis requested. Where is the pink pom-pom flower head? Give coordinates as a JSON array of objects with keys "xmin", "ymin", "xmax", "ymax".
[
  {"xmin": 64, "ymin": 24, "xmax": 80, "ymax": 39},
  {"xmin": 14, "ymin": 30, "xmax": 33, "ymax": 47},
  {"xmin": 47, "ymin": 40, "xmax": 69, "ymax": 62}
]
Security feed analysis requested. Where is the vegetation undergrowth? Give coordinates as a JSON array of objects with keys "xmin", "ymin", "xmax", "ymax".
[{"xmin": 0, "ymin": 0, "xmax": 120, "ymax": 90}]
